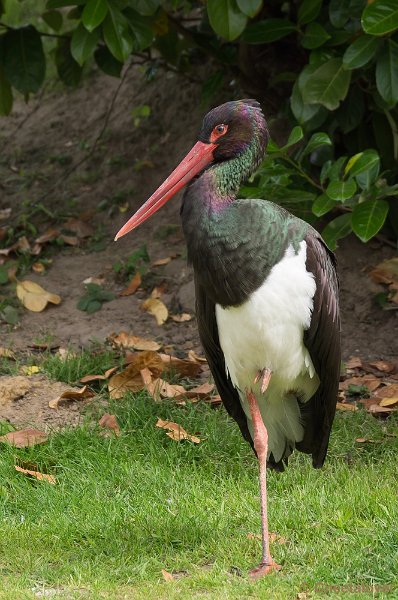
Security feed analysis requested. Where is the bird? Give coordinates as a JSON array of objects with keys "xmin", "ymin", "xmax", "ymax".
[{"xmin": 115, "ymin": 99, "xmax": 340, "ymax": 578}]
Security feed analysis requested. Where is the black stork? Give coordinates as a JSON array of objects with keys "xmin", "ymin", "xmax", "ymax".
[{"xmin": 115, "ymin": 99, "xmax": 340, "ymax": 578}]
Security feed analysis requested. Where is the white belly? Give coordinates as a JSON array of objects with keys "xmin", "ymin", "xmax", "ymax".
[{"xmin": 215, "ymin": 241, "xmax": 320, "ymax": 462}]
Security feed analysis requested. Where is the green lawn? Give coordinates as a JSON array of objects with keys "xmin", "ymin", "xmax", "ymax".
[{"xmin": 0, "ymin": 352, "xmax": 397, "ymax": 599}]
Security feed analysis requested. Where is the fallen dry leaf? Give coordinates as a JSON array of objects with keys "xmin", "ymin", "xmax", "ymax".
[
  {"xmin": 339, "ymin": 375, "xmax": 381, "ymax": 393},
  {"xmin": 32, "ymin": 262, "xmax": 46, "ymax": 274},
  {"xmin": 346, "ymin": 356, "xmax": 362, "ymax": 369},
  {"xmin": 79, "ymin": 367, "xmax": 118, "ymax": 383},
  {"xmin": 156, "ymin": 418, "xmax": 201, "ymax": 443},
  {"xmin": 336, "ymin": 401, "xmax": 358, "ymax": 411},
  {"xmin": 0, "ymin": 207, "xmax": 11, "ymax": 220},
  {"xmin": 59, "ymin": 234, "xmax": 79, "ymax": 246},
  {"xmin": 355, "ymin": 437, "xmax": 376, "ymax": 443},
  {"xmin": 368, "ymin": 257, "xmax": 398, "ymax": 285},
  {"xmin": 99, "ymin": 413, "xmax": 121, "ymax": 436},
  {"xmin": 170, "ymin": 313, "xmax": 193, "ymax": 323},
  {"xmin": 57, "ymin": 348, "xmax": 77, "ymax": 361},
  {"xmin": 119, "ymin": 272, "xmax": 142, "ymax": 296},
  {"xmin": 379, "ymin": 396, "xmax": 398, "ymax": 408},
  {"xmin": 161, "ymin": 569, "xmax": 175, "ymax": 582},
  {"xmin": 49, "ymin": 385, "xmax": 94, "ymax": 409},
  {"xmin": 142, "ymin": 298, "xmax": 168, "ymax": 325},
  {"xmin": 16, "ymin": 280, "xmax": 61, "ymax": 312},
  {"xmin": 0, "ymin": 347, "xmax": 16, "ymax": 359},
  {"xmin": 375, "ymin": 383, "xmax": 398, "ymax": 398},
  {"xmin": 109, "ymin": 331, "xmax": 161, "ymax": 351},
  {"xmin": 20, "ymin": 365, "xmax": 41, "ymax": 375},
  {"xmin": 0, "ymin": 428, "xmax": 48, "ymax": 448},
  {"xmin": 141, "ymin": 368, "xmax": 186, "ymax": 401},
  {"xmin": 63, "ymin": 217, "xmax": 94, "ymax": 238},
  {"xmin": 35, "ymin": 228, "xmax": 59, "ymax": 244},
  {"xmin": 15, "ymin": 465, "xmax": 56, "ymax": 484},
  {"xmin": 159, "ymin": 353, "xmax": 202, "ymax": 377},
  {"xmin": 151, "ymin": 282, "xmax": 168, "ymax": 298},
  {"xmin": 187, "ymin": 350, "xmax": 207, "ymax": 364},
  {"xmin": 368, "ymin": 360, "xmax": 396, "ymax": 373},
  {"xmin": 152, "ymin": 257, "xmax": 172, "ymax": 267},
  {"xmin": 368, "ymin": 404, "xmax": 395, "ymax": 416},
  {"xmin": 83, "ymin": 276, "xmax": 105, "ymax": 285},
  {"xmin": 174, "ymin": 383, "xmax": 215, "ymax": 403}
]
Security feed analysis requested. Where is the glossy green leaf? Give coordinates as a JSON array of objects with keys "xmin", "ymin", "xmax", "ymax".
[
  {"xmin": 291, "ymin": 78, "xmax": 328, "ymax": 128},
  {"xmin": 352, "ymin": 199, "xmax": 389, "ymax": 242},
  {"xmin": 326, "ymin": 179, "xmax": 357, "ymax": 201},
  {"xmin": 124, "ymin": 9, "xmax": 153, "ymax": 52},
  {"xmin": 0, "ymin": 65, "xmax": 13, "ymax": 116},
  {"xmin": 42, "ymin": 10, "xmax": 63, "ymax": 31},
  {"xmin": 283, "ymin": 126, "xmax": 304, "ymax": 149},
  {"xmin": 328, "ymin": 156, "xmax": 348, "ymax": 181},
  {"xmin": 46, "ymin": 0, "xmax": 85, "ymax": 7},
  {"xmin": 94, "ymin": 44, "xmax": 123, "ymax": 77},
  {"xmin": 298, "ymin": 0, "xmax": 322, "ymax": 25},
  {"xmin": 335, "ymin": 87, "xmax": 365, "ymax": 133},
  {"xmin": 301, "ymin": 22, "xmax": 331, "ymax": 49},
  {"xmin": 242, "ymin": 18, "xmax": 296, "ymax": 44},
  {"xmin": 3, "ymin": 26, "xmax": 45, "ymax": 94},
  {"xmin": 103, "ymin": 6, "xmax": 133, "ymax": 62},
  {"xmin": 71, "ymin": 24, "xmax": 100, "ymax": 65},
  {"xmin": 362, "ymin": 0, "xmax": 398, "ymax": 36},
  {"xmin": 236, "ymin": 0, "xmax": 262, "ymax": 18},
  {"xmin": 343, "ymin": 35, "xmax": 380, "ymax": 69},
  {"xmin": 376, "ymin": 40, "xmax": 398, "ymax": 105},
  {"xmin": 302, "ymin": 58, "xmax": 351, "ymax": 110},
  {"xmin": 127, "ymin": 0, "xmax": 160, "ymax": 16},
  {"xmin": 55, "ymin": 38, "xmax": 82, "ymax": 86},
  {"xmin": 345, "ymin": 149, "xmax": 380, "ymax": 178},
  {"xmin": 302, "ymin": 132, "xmax": 332, "ymax": 156},
  {"xmin": 82, "ymin": 0, "xmax": 108, "ymax": 32},
  {"xmin": 207, "ymin": 0, "xmax": 248, "ymax": 41},
  {"xmin": 322, "ymin": 213, "xmax": 352, "ymax": 250},
  {"xmin": 329, "ymin": 0, "xmax": 364, "ymax": 28},
  {"xmin": 312, "ymin": 193, "xmax": 336, "ymax": 217}
]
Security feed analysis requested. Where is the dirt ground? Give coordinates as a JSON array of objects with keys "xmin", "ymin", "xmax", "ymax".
[{"xmin": 1, "ymin": 66, "xmax": 397, "ymax": 428}]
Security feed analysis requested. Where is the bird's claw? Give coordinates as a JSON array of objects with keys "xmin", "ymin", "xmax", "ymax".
[
  {"xmin": 249, "ymin": 560, "xmax": 282, "ymax": 579},
  {"xmin": 253, "ymin": 368, "xmax": 272, "ymax": 394}
]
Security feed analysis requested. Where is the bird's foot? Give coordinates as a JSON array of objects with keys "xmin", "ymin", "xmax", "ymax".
[
  {"xmin": 253, "ymin": 368, "xmax": 272, "ymax": 394},
  {"xmin": 249, "ymin": 559, "xmax": 281, "ymax": 579}
]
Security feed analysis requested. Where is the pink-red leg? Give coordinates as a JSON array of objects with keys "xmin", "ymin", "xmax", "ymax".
[{"xmin": 246, "ymin": 386, "xmax": 281, "ymax": 579}]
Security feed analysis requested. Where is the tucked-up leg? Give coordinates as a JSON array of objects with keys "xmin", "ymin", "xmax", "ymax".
[{"xmin": 246, "ymin": 384, "xmax": 281, "ymax": 579}]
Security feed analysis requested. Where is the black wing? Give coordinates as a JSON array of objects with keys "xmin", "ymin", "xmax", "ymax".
[
  {"xmin": 195, "ymin": 275, "xmax": 285, "ymax": 471},
  {"xmin": 296, "ymin": 232, "xmax": 341, "ymax": 468}
]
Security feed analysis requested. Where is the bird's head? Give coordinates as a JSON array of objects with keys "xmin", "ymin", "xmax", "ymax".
[{"xmin": 115, "ymin": 99, "xmax": 268, "ymax": 240}]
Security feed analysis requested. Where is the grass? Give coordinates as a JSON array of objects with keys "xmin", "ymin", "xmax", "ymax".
[{"xmin": 0, "ymin": 351, "xmax": 398, "ymax": 599}]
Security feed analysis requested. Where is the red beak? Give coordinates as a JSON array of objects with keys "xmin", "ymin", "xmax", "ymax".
[{"xmin": 114, "ymin": 141, "xmax": 216, "ymax": 241}]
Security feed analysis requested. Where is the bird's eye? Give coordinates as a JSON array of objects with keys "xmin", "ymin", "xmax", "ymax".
[{"xmin": 210, "ymin": 123, "xmax": 228, "ymax": 143}]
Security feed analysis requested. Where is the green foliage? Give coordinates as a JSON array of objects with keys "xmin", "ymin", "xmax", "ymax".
[
  {"xmin": 76, "ymin": 283, "xmax": 115, "ymax": 313},
  {"xmin": 112, "ymin": 244, "xmax": 150, "ymax": 279},
  {"xmin": 1, "ymin": 0, "xmax": 398, "ymax": 244}
]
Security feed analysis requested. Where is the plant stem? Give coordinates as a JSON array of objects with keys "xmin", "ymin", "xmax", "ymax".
[{"xmin": 384, "ymin": 110, "xmax": 398, "ymax": 162}]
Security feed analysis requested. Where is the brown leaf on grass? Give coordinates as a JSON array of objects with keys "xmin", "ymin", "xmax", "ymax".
[
  {"xmin": 35, "ymin": 229, "xmax": 59, "ymax": 244},
  {"xmin": 346, "ymin": 356, "xmax": 362, "ymax": 369},
  {"xmin": 123, "ymin": 351, "xmax": 165, "ymax": 374},
  {"xmin": 161, "ymin": 569, "xmax": 175, "ymax": 582},
  {"xmin": 119, "ymin": 272, "xmax": 142, "ymax": 296},
  {"xmin": 356, "ymin": 438, "xmax": 376, "ymax": 443},
  {"xmin": 142, "ymin": 298, "xmax": 168, "ymax": 325},
  {"xmin": 379, "ymin": 396, "xmax": 398, "ymax": 408},
  {"xmin": 79, "ymin": 367, "xmax": 118, "ymax": 383},
  {"xmin": 368, "ymin": 404, "xmax": 395, "ymax": 417},
  {"xmin": 16, "ymin": 236, "xmax": 31, "ymax": 252},
  {"xmin": 336, "ymin": 401, "xmax": 358, "ymax": 411},
  {"xmin": 375, "ymin": 383, "xmax": 398, "ymax": 398},
  {"xmin": 49, "ymin": 385, "xmax": 94, "ymax": 409},
  {"xmin": 170, "ymin": 313, "xmax": 193, "ymax": 322},
  {"xmin": 187, "ymin": 350, "xmax": 207, "ymax": 364},
  {"xmin": 60, "ymin": 234, "xmax": 79, "ymax": 246},
  {"xmin": 159, "ymin": 353, "xmax": 202, "ymax": 378},
  {"xmin": 339, "ymin": 375, "xmax": 381, "ymax": 392},
  {"xmin": 99, "ymin": 413, "xmax": 121, "ymax": 436},
  {"xmin": 108, "ymin": 352, "xmax": 164, "ymax": 399},
  {"xmin": 156, "ymin": 418, "xmax": 201, "ymax": 443},
  {"xmin": 15, "ymin": 465, "xmax": 56, "ymax": 484},
  {"xmin": 16, "ymin": 280, "xmax": 61, "ymax": 312},
  {"xmin": 0, "ymin": 347, "xmax": 16, "ymax": 359},
  {"xmin": 0, "ymin": 428, "xmax": 48, "ymax": 448},
  {"xmin": 109, "ymin": 331, "xmax": 161, "ymax": 351},
  {"xmin": 174, "ymin": 383, "xmax": 215, "ymax": 404},
  {"xmin": 141, "ymin": 368, "xmax": 186, "ymax": 401}
]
